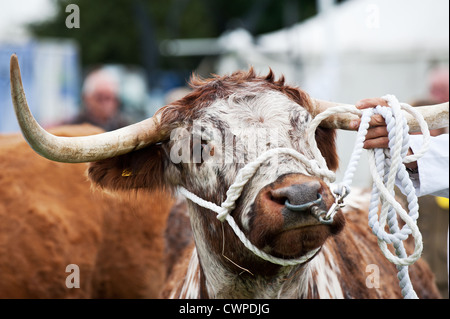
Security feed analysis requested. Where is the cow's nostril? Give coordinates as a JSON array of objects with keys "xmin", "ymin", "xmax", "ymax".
[{"xmin": 269, "ymin": 194, "xmax": 287, "ymax": 206}]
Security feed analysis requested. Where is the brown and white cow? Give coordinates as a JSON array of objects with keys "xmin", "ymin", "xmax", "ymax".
[{"xmin": 10, "ymin": 54, "xmax": 442, "ymax": 298}]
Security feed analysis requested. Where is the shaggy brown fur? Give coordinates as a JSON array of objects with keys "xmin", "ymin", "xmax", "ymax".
[{"xmin": 0, "ymin": 124, "xmax": 173, "ymax": 298}]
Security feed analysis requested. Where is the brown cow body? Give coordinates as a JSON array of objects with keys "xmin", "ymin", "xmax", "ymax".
[{"xmin": 0, "ymin": 124, "xmax": 172, "ymax": 298}]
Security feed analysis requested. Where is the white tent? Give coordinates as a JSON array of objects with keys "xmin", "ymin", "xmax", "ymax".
[
  {"xmin": 258, "ymin": 0, "xmax": 449, "ymax": 57},
  {"xmin": 217, "ymin": 0, "xmax": 449, "ymax": 187},
  {"xmin": 254, "ymin": 0, "xmax": 449, "ymax": 100}
]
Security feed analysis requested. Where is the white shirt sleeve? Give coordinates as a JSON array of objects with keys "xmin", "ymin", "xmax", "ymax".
[{"xmin": 407, "ymin": 134, "xmax": 449, "ymax": 198}]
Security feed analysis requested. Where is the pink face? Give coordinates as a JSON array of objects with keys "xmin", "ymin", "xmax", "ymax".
[
  {"xmin": 83, "ymin": 83, "xmax": 119, "ymax": 123},
  {"xmin": 429, "ymin": 69, "xmax": 449, "ymax": 104}
]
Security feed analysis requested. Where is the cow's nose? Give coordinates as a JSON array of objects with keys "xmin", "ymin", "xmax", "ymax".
[{"xmin": 269, "ymin": 182, "xmax": 322, "ymax": 210}]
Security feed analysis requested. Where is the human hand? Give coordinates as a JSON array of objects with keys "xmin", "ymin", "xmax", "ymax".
[
  {"xmin": 355, "ymin": 98, "xmax": 389, "ymax": 149},
  {"xmin": 354, "ymin": 97, "xmax": 417, "ymax": 170}
]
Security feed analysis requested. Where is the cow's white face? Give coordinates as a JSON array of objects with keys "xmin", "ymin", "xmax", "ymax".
[
  {"xmin": 163, "ymin": 86, "xmax": 345, "ymax": 274},
  {"xmin": 169, "ymin": 90, "xmax": 312, "ymax": 217},
  {"xmin": 86, "ymin": 69, "xmax": 344, "ymax": 276}
]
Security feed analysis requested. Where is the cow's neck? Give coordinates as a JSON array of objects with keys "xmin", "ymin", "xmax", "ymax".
[
  {"xmin": 186, "ymin": 205, "xmax": 344, "ymax": 298},
  {"xmin": 187, "ymin": 244, "xmax": 344, "ymax": 298},
  {"xmin": 189, "ymin": 246, "xmax": 301, "ymax": 298}
]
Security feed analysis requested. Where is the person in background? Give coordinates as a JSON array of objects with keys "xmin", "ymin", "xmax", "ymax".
[
  {"xmin": 429, "ymin": 67, "xmax": 449, "ymax": 105},
  {"xmin": 65, "ymin": 68, "xmax": 132, "ymax": 131}
]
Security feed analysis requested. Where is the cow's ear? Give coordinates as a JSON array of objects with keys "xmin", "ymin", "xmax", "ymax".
[
  {"xmin": 88, "ymin": 144, "xmax": 170, "ymax": 192},
  {"xmin": 315, "ymin": 127, "xmax": 339, "ymax": 171}
]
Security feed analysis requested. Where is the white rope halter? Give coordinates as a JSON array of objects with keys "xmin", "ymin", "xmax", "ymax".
[
  {"xmin": 179, "ymin": 94, "xmax": 428, "ymax": 299},
  {"xmin": 179, "ymin": 147, "xmax": 335, "ymax": 266}
]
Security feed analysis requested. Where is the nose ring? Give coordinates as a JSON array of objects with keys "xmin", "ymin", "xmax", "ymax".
[{"xmin": 285, "ymin": 193, "xmax": 323, "ymax": 211}]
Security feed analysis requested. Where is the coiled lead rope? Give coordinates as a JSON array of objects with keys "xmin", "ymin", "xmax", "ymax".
[{"xmin": 309, "ymin": 95, "xmax": 429, "ymax": 298}]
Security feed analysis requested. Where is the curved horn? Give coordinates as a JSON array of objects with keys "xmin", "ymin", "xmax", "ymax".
[
  {"xmin": 313, "ymin": 99, "xmax": 449, "ymax": 132},
  {"xmin": 10, "ymin": 54, "xmax": 168, "ymax": 163}
]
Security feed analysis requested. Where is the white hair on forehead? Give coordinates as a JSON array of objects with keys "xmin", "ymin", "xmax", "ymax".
[{"xmin": 82, "ymin": 68, "xmax": 120, "ymax": 96}]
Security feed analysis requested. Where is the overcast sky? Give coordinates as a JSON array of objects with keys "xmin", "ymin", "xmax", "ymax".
[{"xmin": 0, "ymin": 0, "xmax": 56, "ymax": 42}]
